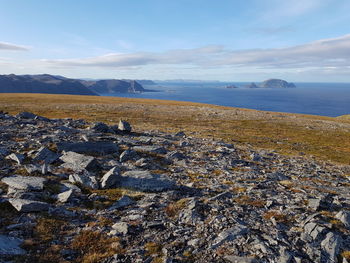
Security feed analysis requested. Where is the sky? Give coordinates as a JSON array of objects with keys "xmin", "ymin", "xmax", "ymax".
[{"xmin": 1, "ymin": 0, "xmax": 350, "ymax": 82}]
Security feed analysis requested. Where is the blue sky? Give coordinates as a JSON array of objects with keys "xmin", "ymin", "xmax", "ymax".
[{"xmin": 1, "ymin": 0, "xmax": 350, "ymax": 81}]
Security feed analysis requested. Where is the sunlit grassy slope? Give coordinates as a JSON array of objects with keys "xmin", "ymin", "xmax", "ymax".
[{"xmin": 1, "ymin": 93, "xmax": 350, "ymax": 164}]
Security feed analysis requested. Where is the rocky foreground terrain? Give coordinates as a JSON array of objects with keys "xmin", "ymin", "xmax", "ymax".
[{"xmin": 0, "ymin": 111, "xmax": 349, "ymax": 263}]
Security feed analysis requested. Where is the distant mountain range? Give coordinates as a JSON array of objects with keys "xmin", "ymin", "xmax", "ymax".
[{"xmin": 0, "ymin": 74, "xmax": 151, "ymax": 96}]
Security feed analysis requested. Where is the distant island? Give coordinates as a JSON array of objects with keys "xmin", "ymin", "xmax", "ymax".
[
  {"xmin": 246, "ymin": 79, "xmax": 296, "ymax": 89},
  {"xmin": 0, "ymin": 74, "xmax": 155, "ymax": 96},
  {"xmin": 225, "ymin": 84, "xmax": 238, "ymax": 89}
]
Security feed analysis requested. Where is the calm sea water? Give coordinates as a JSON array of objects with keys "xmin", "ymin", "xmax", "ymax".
[{"xmin": 102, "ymin": 82, "xmax": 350, "ymax": 117}]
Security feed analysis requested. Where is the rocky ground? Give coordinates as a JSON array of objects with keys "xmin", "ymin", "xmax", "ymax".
[{"xmin": 0, "ymin": 111, "xmax": 349, "ymax": 263}]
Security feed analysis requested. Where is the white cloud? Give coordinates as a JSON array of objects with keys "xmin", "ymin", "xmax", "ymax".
[
  {"xmin": 0, "ymin": 42, "xmax": 29, "ymax": 51},
  {"xmin": 43, "ymin": 34, "xmax": 350, "ymax": 71}
]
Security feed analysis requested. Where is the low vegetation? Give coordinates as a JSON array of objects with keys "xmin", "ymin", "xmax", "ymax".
[{"xmin": 1, "ymin": 93, "xmax": 349, "ymax": 164}]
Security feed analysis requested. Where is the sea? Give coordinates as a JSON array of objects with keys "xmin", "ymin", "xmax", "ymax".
[{"xmin": 101, "ymin": 82, "xmax": 350, "ymax": 117}]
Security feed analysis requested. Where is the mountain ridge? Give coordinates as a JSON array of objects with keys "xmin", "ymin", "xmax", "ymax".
[{"xmin": 0, "ymin": 74, "xmax": 149, "ymax": 95}]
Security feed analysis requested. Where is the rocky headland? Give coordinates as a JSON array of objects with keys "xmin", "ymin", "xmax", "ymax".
[
  {"xmin": 246, "ymin": 79, "xmax": 296, "ymax": 89},
  {"xmin": 0, "ymin": 74, "xmax": 150, "ymax": 96},
  {"xmin": 0, "ymin": 110, "xmax": 349, "ymax": 263}
]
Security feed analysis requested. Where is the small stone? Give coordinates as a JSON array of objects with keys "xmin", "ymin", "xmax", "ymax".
[
  {"xmin": 308, "ymin": 198, "xmax": 327, "ymax": 211},
  {"xmin": 320, "ymin": 232, "xmax": 343, "ymax": 263},
  {"xmin": 111, "ymin": 222, "xmax": 129, "ymax": 235},
  {"xmin": 118, "ymin": 120, "xmax": 132, "ymax": 132},
  {"xmin": 119, "ymin": 149, "xmax": 137, "ymax": 162},
  {"xmin": 57, "ymin": 189, "xmax": 74, "ymax": 203},
  {"xmin": 100, "ymin": 167, "xmax": 120, "ymax": 189},
  {"xmin": 6, "ymin": 153, "xmax": 25, "ymax": 164},
  {"xmin": 335, "ymin": 211, "xmax": 350, "ymax": 228}
]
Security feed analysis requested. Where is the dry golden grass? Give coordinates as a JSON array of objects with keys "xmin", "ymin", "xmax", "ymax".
[
  {"xmin": 1, "ymin": 93, "xmax": 350, "ymax": 164},
  {"xmin": 233, "ymin": 195, "xmax": 266, "ymax": 208},
  {"xmin": 71, "ymin": 230, "xmax": 122, "ymax": 263},
  {"xmin": 164, "ymin": 198, "xmax": 189, "ymax": 218},
  {"xmin": 263, "ymin": 210, "xmax": 290, "ymax": 223}
]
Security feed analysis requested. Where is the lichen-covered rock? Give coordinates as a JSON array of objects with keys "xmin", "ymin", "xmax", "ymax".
[
  {"xmin": 1, "ymin": 175, "xmax": 46, "ymax": 191},
  {"xmin": 60, "ymin": 151, "xmax": 99, "ymax": 171}
]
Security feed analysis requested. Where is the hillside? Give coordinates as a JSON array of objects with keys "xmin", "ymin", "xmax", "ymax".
[
  {"xmin": 0, "ymin": 98, "xmax": 349, "ymax": 263},
  {"xmin": 0, "ymin": 74, "xmax": 148, "ymax": 96},
  {"xmin": 0, "ymin": 93, "xmax": 350, "ymax": 165},
  {"xmin": 81, "ymin": 79, "xmax": 145, "ymax": 94},
  {"xmin": 0, "ymin": 74, "xmax": 98, "ymax": 96}
]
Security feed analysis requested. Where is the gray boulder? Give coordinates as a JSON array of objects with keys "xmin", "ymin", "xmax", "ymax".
[
  {"xmin": 101, "ymin": 167, "xmax": 120, "ymax": 189},
  {"xmin": 69, "ymin": 173, "xmax": 99, "ymax": 190},
  {"xmin": 116, "ymin": 170, "xmax": 176, "ymax": 192},
  {"xmin": 0, "ymin": 235, "xmax": 26, "ymax": 256},
  {"xmin": 1, "ymin": 175, "xmax": 46, "ymax": 191},
  {"xmin": 320, "ymin": 232, "xmax": 343, "ymax": 263},
  {"xmin": 118, "ymin": 120, "xmax": 132, "ymax": 132},
  {"xmin": 57, "ymin": 141, "xmax": 119, "ymax": 156},
  {"xmin": 60, "ymin": 151, "xmax": 99, "ymax": 171},
  {"xmin": 9, "ymin": 198, "xmax": 49, "ymax": 212},
  {"xmin": 33, "ymin": 146, "xmax": 60, "ymax": 164}
]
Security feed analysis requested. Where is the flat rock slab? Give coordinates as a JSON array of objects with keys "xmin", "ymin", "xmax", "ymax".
[
  {"xmin": 33, "ymin": 146, "xmax": 60, "ymax": 164},
  {"xmin": 69, "ymin": 173, "xmax": 99, "ymax": 190},
  {"xmin": 116, "ymin": 170, "xmax": 176, "ymax": 192},
  {"xmin": 9, "ymin": 198, "xmax": 50, "ymax": 212},
  {"xmin": 60, "ymin": 151, "xmax": 99, "ymax": 171},
  {"xmin": 132, "ymin": 146, "xmax": 167, "ymax": 155},
  {"xmin": 57, "ymin": 141, "xmax": 119, "ymax": 156},
  {"xmin": 1, "ymin": 175, "xmax": 46, "ymax": 191},
  {"xmin": 0, "ymin": 235, "xmax": 26, "ymax": 256}
]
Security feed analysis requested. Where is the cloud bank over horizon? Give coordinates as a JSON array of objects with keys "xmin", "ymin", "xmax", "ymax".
[{"xmin": 43, "ymin": 34, "xmax": 350, "ymax": 70}]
